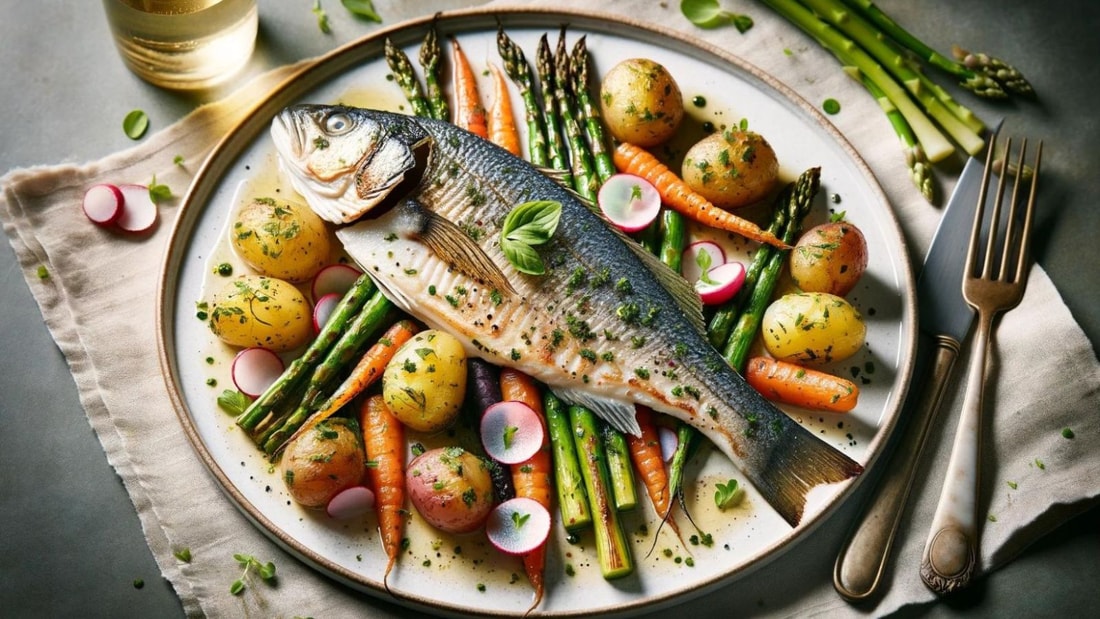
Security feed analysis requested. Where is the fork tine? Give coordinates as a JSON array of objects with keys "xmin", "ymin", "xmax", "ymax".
[
  {"xmin": 986, "ymin": 136, "xmax": 1012, "ymax": 280},
  {"xmin": 999, "ymin": 138, "xmax": 1028, "ymax": 282},
  {"xmin": 1013, "ymin": 140, "xmax": 1043, "ymax": 284},
  {"xmin": 965, "ymin": 132, "xmax": 998, "ymax": 283}
]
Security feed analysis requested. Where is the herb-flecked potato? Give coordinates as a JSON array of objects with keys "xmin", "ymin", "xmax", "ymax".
[
  {"xmin": 406, "ymin": 447, "xmax": 495, "ymax": 534},
  {"xmin": 231, "ymin": 196, "xmax": 332, "ymax": 282},
  {"xmin": 382, "ymin": 330, "xmax": 467, "ymax": 433},
  {"xmin": 681, "ymin": 129, "xmax": 779, "ymax": 209},
  {"xmin": 280, "ymin": 419, "xmax": 365, "ymax": 509},
  {"xmin": 599, "ymin": 58, "xmax": 684, "ymax": 147},
  {"xmin": 789, "ymin": 221, "xmax": 869, "ymax": 297},
  {"xmin": 761, "ymin": 292, "xmax": 866, "ymax": 365},
  {"xmin": 207, "ymin": 274, "xmax": 312, "ymax": 352}
]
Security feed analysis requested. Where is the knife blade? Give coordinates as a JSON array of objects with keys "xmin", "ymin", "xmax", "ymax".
[{"xmin": 833, "ymin": 152, "xmax": 990, "ymax": 602}]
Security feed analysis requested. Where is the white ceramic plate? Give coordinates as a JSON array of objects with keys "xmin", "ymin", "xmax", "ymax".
[{"xmin": 158, "ymin": 8, "xmax": 916, "ymax": 616}]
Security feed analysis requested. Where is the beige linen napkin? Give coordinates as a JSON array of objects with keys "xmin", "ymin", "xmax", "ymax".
[{"xmin": 2, "ymin": 1, "xmax": 1098, "ymax": 617}]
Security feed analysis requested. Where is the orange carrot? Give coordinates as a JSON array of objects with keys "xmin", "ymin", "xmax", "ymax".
[
  {"xmin": 613, "ymin": 141, "xmax": 789, "ymax": 249},
  {"xmin": 280, "ymin": 320, "xmax": 419, "ymax": 450},
  {"xmin": 499, "ymin": 368, "xmax": 552, "ymax": 612},
  {"xmin": 360, "ymin": 394, "xmax": 407, "ymax": 587},
  {"xmin": 744, "ymin": 356, "xmax": 860, "ymax": 413},
  {"xmin": 487, "ymin": 63, "xmax": 522, "ymax": 156},
  {"xmin": 450, "ymin": 37, "xmax": 488, "ymax": 139},
  {"xmin": 626, "ymin": 405, "xmax": 682, "ymax": 542}
]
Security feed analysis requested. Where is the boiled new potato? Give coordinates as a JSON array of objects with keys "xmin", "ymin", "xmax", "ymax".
[
  {"xmin": 789, "ymin": 221, "xmax": 869, "ymax": 297},
  {"xmin": 207, "ymin": 274, "xmax": 312, "ymax": 352},
  {"xmin": 761, "ymin": 292, "xmax": 866, "ymax": 365},
  {"xmin": 231, "ymin": 196, "xmax": 331, "ymax": 282},
  {"xmin": 599, "ymin": 58, "xmax": 684, "ymax": 147},
  {"xmin": 681, "ymin": 129, "xmax": 779, "ymax": 209},
  {"xmin": 406, "ymin": 446, "xmax": 495, "ymax": 534},
  {"xmin": 280, "ymin": 419, "xmax": 365, "ymax": 508},
  {"xmin": 382, "ymin": 330, "xmax": 467, "ymax": 432}
]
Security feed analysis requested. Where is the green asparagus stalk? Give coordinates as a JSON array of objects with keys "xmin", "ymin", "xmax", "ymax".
[
  {"xmin": 419, "ymin": 25, "xmax": 450, "ymax": 121},
  {"xmin": 384, "ymin": 38, "xmax": 432, "ymax": 119},
  {"xmin": 236, "ymin": 274, "xmax": 377, "ymax": 432},
  {"xmin": 260, "ymin": 289, "xmax": 396, "ymax": 453},
  {"xmin": 838, "ymin": 0, "xmax": 1032, "ymax": 97},
  {"xmin": 544, "ymin": 393, "xmax": 593, "ymax": 532},
  {"xmin": 568, "ymin": 405, "xmax": 635, "ymax": 579},
  {"xmin": 569, "ymin": 36, "xmax": 616, "ymax": 185},
  {"xmin": 600, "ymin": 421, "xmax": 638, "ymax": 512},
  {"xmin": 496, "ymin": 28, "xmax": 551, "ymax": 167},
  {"xmin": 667, "ymin": 420, "xmax": 700, "ymax": 530},
  {"xmin": 552, "ymin": 29, "xmax": 599, "ymax": 202},
  {"xmin": 536, "ymin": 35, "xmax": 574, "ymax": 186}
]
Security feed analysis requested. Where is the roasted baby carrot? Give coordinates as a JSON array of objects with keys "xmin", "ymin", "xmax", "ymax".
[
  {"xmin": 450, "ymin": 37, "xmax": 488, "ymax": 139},
  {"xmin": 626, "ymin": 406, "xmax": 675, "ymax": 526},
  {"xmin": 613, "ymin": 141, "xmax": 789, "ymax": 249},
  {"xmin": 360, "ymin": 394, "xmax": 407, "ymax": 587},
  {"xmin": 487, "ymin": 63, "xmax": 522, "ymax": 156},
  {"xmin": 744, "ymin": 356, "xmax": 860, "ymax": 413}
]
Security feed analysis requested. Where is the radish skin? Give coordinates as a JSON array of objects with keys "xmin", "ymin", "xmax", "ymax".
[
  {"xmin": 696, "ymin": 261, "xmax": 747, "ymax": 305},
  {"xmin": 326, "ymin": 485, "xmax": 376, "ymax": 520},
  {"xmin": 681, "ymin": 240, "xmax": 726, "ymax": 284},
  {"xmin": 311, "ymin": 292, "xmax": 343, "ymax": 334}
]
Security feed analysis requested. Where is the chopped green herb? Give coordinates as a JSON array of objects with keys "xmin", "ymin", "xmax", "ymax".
[
  {"xmin": 36, "ymin": 265, "xmax": 49, "ymax": 279},
  {"xmin": 503, "ymin": 425, "xmax": 518, "ymax": 449},
  {"xmin": 714, "ymin": 478, "xmax": 744, "ymax": 510},
  {"xmin": 1062, "ymin": 427, "xmax": 1076, "ymax": 439},
  {"xmin": 311, "ymin": 0, "xmax": 331, "ymax": 33},
  {"xmin": 511, "ymin": 511, "xmax": 531, "ymax": 528},
  {"xmin": 1034, "ymin": 458, "xmax": 1046, "ymax": 470},
  {"xmin": 123, "ymin": 109, "xmax": 149, "ymax": 140},
  {"xmin": 173, "ymin": 155, "xmax": 185, "ymax": 166},
  {"xmin": 133, "ymin": 578, "xmax": 144, "ymax": 589},
  {"xmin": 822, "ymin": 98, "xmax": 842, "ymax": 114},
  {"xmin": 1006, "ymin": 480, "xmax": 1018, "ymax": 490}
]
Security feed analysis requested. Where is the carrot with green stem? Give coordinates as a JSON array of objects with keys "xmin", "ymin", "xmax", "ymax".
[
  {"xmin": 613, "ymin": 141, "xmax": 789, "ymax": 249},
  {"xmin": 450, "ymin": 37, "xmax": 488, "ymax": 139},
  {"xmin": 499, "ymin": 368, "xmax": 553, "ymax": 612},
  {"xmin": 744, "ymin": 356, "xmax": 860, "ymax": 413},
  {"xmin": 360, "ymin": 394, "xmax": 407, "ymax": 589},
  {"xmin": 487, "ymin": 63, "xmax": 522, "ymax": 157},
  {"xmin": 626, "ymin": 406, "xmax": 684, "ymax": 547}
]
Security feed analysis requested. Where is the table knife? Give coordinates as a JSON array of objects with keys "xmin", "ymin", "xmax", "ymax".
[{"xmin": 833, "ymin": 154, "xmax": 988, "ymax": 602}]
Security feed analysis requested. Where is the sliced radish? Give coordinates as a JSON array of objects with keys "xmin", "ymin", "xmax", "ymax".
[
  {"xmin": 681, "ymin": 240, "xmax": 726, "ymax": 284},
  {"xmin": 231, "ymin": 346, "xmax": 285, "ymax": 398},
  {"xmin": 658, "ymin": 425, "xmax": 679, "ymax": 463},
  {"xmin": 597, "ymin": 173, "xmax": 661, "ymax": 233},
  {"xmin": 312, "ymin": 292, "xmax": 343, "ymax": 333},
  {"xmin": 485, "ymin": 497, "xmax": 551, "ymax": 556},
  {"xmin": 82, "ymin": 183, "xmax": 124, "ymax": 226},
  {"xmin": 310, "ymin": 263, "xmax": 362, "ymax": 301},
  {"xmin": 480, "ymin": 401, "xmax": 545, "ymax": 465},
  {"xmin": 116, "ymin": 184, "xmax": 159, "ymax": 233},
  {"xmin": 695, "ymin": 261, "xmax": 747, "ymax": 306},
  {"xmin": 326, "ymin": 485, "xmax": 375, "ymax": 520}
]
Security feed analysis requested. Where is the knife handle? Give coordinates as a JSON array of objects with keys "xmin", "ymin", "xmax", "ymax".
[{"xmin": 833, "ymin": 334, "xmax": 961, "ymax": 602}]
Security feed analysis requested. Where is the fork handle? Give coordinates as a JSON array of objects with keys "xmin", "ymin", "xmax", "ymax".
[
  {"xmin": 920, "ymin": 311, "xmax": 993, "ymax": 594},
  {"xmin": 833, "ymin": 334, "xmax": 961, "ymax": 601}
]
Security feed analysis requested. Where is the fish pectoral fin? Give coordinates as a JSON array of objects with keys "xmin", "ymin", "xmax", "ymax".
[
  {"xmin": 408, "ymin": 201, "xmax": 516, "ymax": 296},
  {"xmin": 550, "ymin": 387, "xmax": 641, "ymax": 436}
]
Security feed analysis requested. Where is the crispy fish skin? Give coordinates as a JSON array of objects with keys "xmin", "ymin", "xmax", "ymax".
[{"xmin": 271, "ymin": 105, "xmax": 862, "ymax": 526}]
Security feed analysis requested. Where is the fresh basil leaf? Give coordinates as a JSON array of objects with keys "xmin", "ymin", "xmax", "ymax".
[
  {"xmin": 217, "ymin": 390, "xmax": 251, "ymax": 416},
  {"xmin": 501, "ymin": 238, "xmax": 546, "ymax": 276},
  {"xmin": 501, "ymin": 200, "xmax": 562, "ymax": 246},
  {"xmin": 123, "ymin": 109, "xmax": 149, "ymax": 140},
  {"xmin": 341, "ymin": 0, "xmax": 381, "ymax": 22},
  {"xmin": 681, "ymin": 0, "xmax": 754, "ymax": 33}
]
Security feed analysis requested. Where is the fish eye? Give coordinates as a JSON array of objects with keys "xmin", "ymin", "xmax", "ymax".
[{"xmin": 324, "ymin": 112, "xmax": 354, "ymax": 135}]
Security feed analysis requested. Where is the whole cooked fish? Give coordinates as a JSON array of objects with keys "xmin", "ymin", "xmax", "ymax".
[{"xmin": 271, "ymin": 104, "xmax": 862, "ymax": 527}]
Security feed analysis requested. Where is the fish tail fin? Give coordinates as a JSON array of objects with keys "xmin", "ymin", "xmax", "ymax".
[{"xmin": 753, "ymin": 429, "xmax": 864, "ymax": 528}]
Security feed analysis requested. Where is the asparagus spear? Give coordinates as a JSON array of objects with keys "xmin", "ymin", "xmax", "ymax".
[
  {"xmin": 496, "ymin": 28, "xmax": 551, "ymax": 167},
  {"xmin": 569, "ymin": 36, "xmax": 616, "ymax": 185},
  {"xmin": 551, "ymin": 29, "xmax": 599, "ymax": 202},
  {"xmin": 419, "ymin": 25, "xmax": 450, "ymax": 121},
  {"xmin": 536, "ymin": 35, "xmax": 574, "ymax": 186},
  {"xmin": 601, "ymin": 421, "xmax": 638, "ymax": 512},
  {"xmin": 384, "ymin": 37, "xmax": 432, "ymax": 119},
  {"xmin": 544, "ymin": 392, "xmax": 593, "ymax": 532}
]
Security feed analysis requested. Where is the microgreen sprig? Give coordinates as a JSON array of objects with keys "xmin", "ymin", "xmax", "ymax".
[{"xmin": 230, "ymin": 553, "xmax": 276, "ymax": 595}]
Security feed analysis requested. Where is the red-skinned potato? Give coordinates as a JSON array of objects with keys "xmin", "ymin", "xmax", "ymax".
[
  {"xmin": 789, "ymin": 221, "xmax": 869, "ymax": 296},
  {"xmin": 280, "ymin": 419, "xmax": 365, "ymax": 509},
  {"xmin": 406, "ymin": 447, "xmax": 495, "ymax": 534}
]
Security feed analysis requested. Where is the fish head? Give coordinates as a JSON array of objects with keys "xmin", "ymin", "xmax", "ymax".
[{"xmin": 270, "ymin": 104, "xmax": 425, "ymax": 224}]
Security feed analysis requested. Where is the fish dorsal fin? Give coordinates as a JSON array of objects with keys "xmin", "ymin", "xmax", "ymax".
[
  {"xmin": 549, "ymin": 387, "xmax": 641, "ymax": 436},
  {"xmin": 396, "ymin": 199, "xmax": 517, "ymax": 296}
]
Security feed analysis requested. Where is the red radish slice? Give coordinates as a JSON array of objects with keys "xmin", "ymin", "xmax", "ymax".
[
  {"xmin": 82, "ymin": 184, "xmax": 124, "ymax": 226},
  {"xmin": 658, "ymin": 425, "xmax": 678, "ymax": 463},
  {"xmin": 597, "ymin": 173, "xmax": 661, "ymax": 233},
  {"xmin": 681, "ymin": 240, "xmax": 726, "ymax": 284},
  {"xmin": 696, "ymin": 261, "xmax": 747, "ymax": 306},
  {"xmin": 480, "ymin": 401, "xmax": 545, "ymax": 465},
  {"xmin": 312, "ymin": 292, "xmax": 343, "ymax": 333},
  {"xmin": 310, "ymin": 263, "xmax": 362, "ymax": 301},
  {"xmin": 326, "ymin": 485, "xmax": 375, "ymax": 520},
  {"xmin": 485, "ymin": 497, "xmax": 551, "ymax": 556},
  {"xmin": 231, "ymin": 346, "xmax": 285, "ymax": 398},
  {"xmin": 116, "ymin": 184, "xmax": 159, "ymax": 233}
]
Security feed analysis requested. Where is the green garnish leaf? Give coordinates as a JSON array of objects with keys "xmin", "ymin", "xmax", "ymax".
[
  {"xmin": 1062, "ymin": 427, "xmax": 1075, "ymax": 439},
  {"xmin": 230, "ymin": 579, "xmax": 245, "ymax": 595},
  {"xmin": 123, "ymin": 109, "xmax": 149, "ymax": 140},
  {"xmin": 341, "ymin": 0, "xmax": 381, "ymax": 22},
  {"xmin": 823, "ymin": 98, "xmax": 842, "ymax": 114},
  {"xmin": 503, "ymin": 425, "xmax": 518, "ymax": 449},
  {"xmin": 714, "ymin": 478, "xmax": 744, "ymax": 510},
  {"xmin": 36, "ymin": 265, "xmax": 49, "ymax": 279},
  {"xmin": 511, "ymin": 510, "xmax": 531, "ymax": 528},
  {"xmin": 217, "ymin": 390, "xmax": 251, "ymax": 416},
  {"xmin": 149, "ymin": 175, "xmax": 172, "ymax": 203},
  {"xmin": 174, "ymin": 547, "xmax": 192, "ymax": 562},
  {"xmin": 312, "ymin": 0, "xmax": 331, "ymax": 33},
  {"xmin": 500, "ymin": 200, "xmax": 562, "ymax": 276},
  {"xmin": 681, "ymin": 0, "xmax": 754, "ymax": 33},
  {"xmin": 173, "ymin": 155, "xmax": 185, "ymax": 166}
]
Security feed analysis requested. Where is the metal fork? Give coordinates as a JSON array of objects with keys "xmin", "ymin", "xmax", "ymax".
[{"xmin": 919, "ymin": 132, "xmax": 1043, "ymax": 595}]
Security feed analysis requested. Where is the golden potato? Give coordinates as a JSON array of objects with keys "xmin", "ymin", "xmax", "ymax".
[
  {"xmin": 280, "ymin": 419, "xmax": 365, "ymax": 509},
  {"xmin": 207, "ymin": 274, "xmax": 312, "ymax": 352},
  {"xmin": 406, "ymin": 447, "xmax": 495, "ymax": 534},
  {"xmin": 789, "ymin": 221, "xmax": 869, "ymax": 296},
  {"xmin": 681, "ymin": 129, "xmax": 779, "ymax": 209},
  {"xmin": 230, "ymin": 197, "xmax": 331, "ymax": 282},
  {"xmin": 761, "ymin": 292, "xmax": 866, "ymax": 365},
  {"xmin": 599, "ymin": 58, "xmax": 684, "ymax": 147},
  {"xmin": 382, "ymin": 330, "xmax": 467, "ymax": 433}
]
